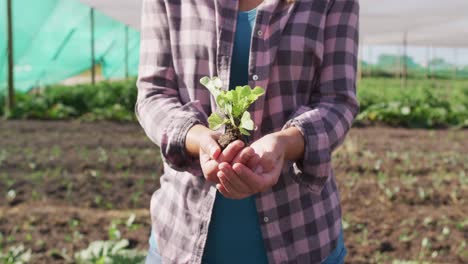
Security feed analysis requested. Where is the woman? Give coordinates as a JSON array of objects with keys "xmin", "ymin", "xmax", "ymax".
[{"xmin": 136, "ymin": 0, "xmax": 359, "ymax": 263}]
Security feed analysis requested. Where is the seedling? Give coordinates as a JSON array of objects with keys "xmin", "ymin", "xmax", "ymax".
[
  {"xmin": 0, "ymin": 244, "xmax": 31, "ymax": 264},
  {"xmin": 200, "ymin": 76, "xmax": 265, "ymax": 148},
  {"xmin": 75, "ymin": 239, "xmax": 145, "ymax": 264}
]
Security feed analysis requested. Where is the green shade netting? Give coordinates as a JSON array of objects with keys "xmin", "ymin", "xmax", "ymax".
[{"xmin": 0, "ymin": 0, "xmax": 140, "ymax": 92}]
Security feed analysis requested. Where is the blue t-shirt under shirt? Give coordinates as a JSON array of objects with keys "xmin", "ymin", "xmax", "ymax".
[{"xmin": 201, "ymin": 7, "xmax": 269, "ymax": 264}]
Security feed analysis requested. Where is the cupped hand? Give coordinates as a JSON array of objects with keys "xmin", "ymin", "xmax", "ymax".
[
  {"xmin": 199, "ymin": 136, "xmax": 246, "ymax": 184},
  {"xmin": 186, "ymin": 125, "xmax": 247, "ymax": 184},
  {"xmin": 216, "ymin": 133, "xmax": 286, "ymax": 199}
]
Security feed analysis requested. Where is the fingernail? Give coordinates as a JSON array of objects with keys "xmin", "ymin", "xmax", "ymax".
[{"xmin": 233, "ymin": 164, "xmax": 241, "ymax": 173}]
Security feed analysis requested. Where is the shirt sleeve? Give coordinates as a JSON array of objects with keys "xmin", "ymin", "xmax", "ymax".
[
  {"xmin": 282, "ymin": 0, "xmax": 360, "ymax": 194},
  {"xmin": 135, "ymin": 0, "xmax": 207, "ymax": 175}
]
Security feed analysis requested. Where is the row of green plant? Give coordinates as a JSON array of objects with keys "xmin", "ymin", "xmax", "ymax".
[
  {"xmin": 0, "ymin": 79, "xmax": 138, "ymax": 121},
  {"xmin": 361, "ymin": 69, "xmax": 468, "ymax": 80},
  {"xmin": 1, "ymin": 238, "xmax": 145, "ymax": 264},
  {"xmin": 356, "ymin": 78, "xmax": 468, "ymax": 128},
  {"xmin": 1, "ymin": 78, "xmax": 467, "ymax": 128},
  {"xmin": 0, "ymin": 214, "xmax": 146, "ymax": 264}
]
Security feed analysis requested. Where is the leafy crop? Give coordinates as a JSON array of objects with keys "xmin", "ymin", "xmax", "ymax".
[
  {"xmin": 75, "ymin": 239, "xmax": 145, "ymax": 264},
  {"xmin": 356, "ymin": 78, "xmax": 468, "ymax": 128},
  {"xmin": 1, "ymin": 77, "xmax": 467, "ymax": 128},
  {"xmin": 0, "ymin": 79, "xmax": 137, "ymax": 121},
  {"xmin": 200, "ymin": 76, "xmax": 265, "ymax": 136},
  {"xmin": 0, "ymin": 244, "xmax": 31, "ymax": 264}
]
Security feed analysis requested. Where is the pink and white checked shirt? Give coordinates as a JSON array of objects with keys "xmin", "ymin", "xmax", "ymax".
[{"xmin": 135, "ymin": 0, "xmax": 359, "ymax": 263}]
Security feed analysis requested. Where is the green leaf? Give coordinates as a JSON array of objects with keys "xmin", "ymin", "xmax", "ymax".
[
  {"xmin": 208, "ymin": 113, "xmax": 225, "ymax": 130},
  {"xmin": 252, "ymin": 86, "xmax": 265, "ymax": 96},
  {"xmin": 232, "ymin": 86, "xmax": 252, "ymax": 118},
  {"xmin": 239, "ymin": 127, "xmax": 251, "ymax": 136},
  {"xmin": 248, "ymin": 87, "xmax": 265, "ymax": 103},
  {"xmin": 200, "ymin": 76, "xmax": 265, "ymax": 131},
  {"xmin": 231, "ymin": 101, "xmax": 244, "ymax": 119},
  {"xmin": 224, "ymin": 90, "xmax": 240, "ymax": 117},
  {"xmin": 200, "ymin": 76, "xmax": 223, "ymax": 99},
  {"xmin": 199, "ymin": 76, "xmax": 211, "ymax": 88},
  {"xmin": 240, "ymin": 111, "xmax": 254, "ymax": 130},
  {"xmin": 225, "ymin": 104, "xmax": 236, "ymax": 126},
  {"xmin": 238, "ymin": 85, "xmax": 251, "ymax": 98},
  {"xmin": 216, "ymin": 93, "xmax": 227, "ymax": 109},
  {"xmin": 225, "ymin": 89, "xmax": 237, "ymax": 103},
  {"xmin": 212, "ymin": 77, "xmax": 223, "ymax": 88}
]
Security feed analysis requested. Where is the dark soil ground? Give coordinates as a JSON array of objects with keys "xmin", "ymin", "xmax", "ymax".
[{"xmin": 0, "ymin": 121, "xmax": 466, "ymax": 263}]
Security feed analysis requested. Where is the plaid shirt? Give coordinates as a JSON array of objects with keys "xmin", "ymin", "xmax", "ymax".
[{"xmin": 135, "ymin": 0, "xmax": 359, "ymax": 263}]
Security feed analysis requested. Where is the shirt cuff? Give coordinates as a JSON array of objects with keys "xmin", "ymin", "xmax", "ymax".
[{"xmin": 282, "ymin": 106, "xmax": 332, "ymax": 194}]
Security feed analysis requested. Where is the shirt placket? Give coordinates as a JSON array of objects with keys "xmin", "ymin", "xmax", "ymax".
[
  {"xmin": 250, "ymin": 1, "xmax": 290, "ymax": 263},
  {"xmin": 216, "ymin": 3, "xmax": 237, "ymax": 91},
  {"xmin": 192, "ymin": 2, "xmax": 240, "ymax": 264}
]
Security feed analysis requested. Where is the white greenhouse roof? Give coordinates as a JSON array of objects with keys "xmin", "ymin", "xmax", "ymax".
[
  {"xmin": 360, "ymin": 0, "xmax": 468, "ymax": 46},
  {"xmin": 79, "ymin": 0, "xmax": 468, "ymax": 47},
  {"xmin": 78, "ymin": 0, "xmax": 142, "ymax": 29}
]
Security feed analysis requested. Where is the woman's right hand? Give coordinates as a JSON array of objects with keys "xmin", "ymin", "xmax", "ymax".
[{"xmin": 186, "ymin": 125, "xmax": 245, "ymax": 184}]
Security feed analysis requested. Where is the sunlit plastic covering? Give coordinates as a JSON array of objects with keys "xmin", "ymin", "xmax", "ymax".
[
  {"xmin": 79, "ymin": 0, "xmax": 142, "ymax": 30},
  {"xmin": 2, "ymin": 0, "xmax": 468, "ymax": 92},
  {"xmin": 0, "ymin": 0, "xmax": 140, "ymax": 92},
  {"xmin": 81, "ymin": 0, "xmax": 468, "ymax": 47},
  {"xmin": 76, "ymin": 0, "xmax": 468, "ymax": 78},
  {"xmin": 360, "ymin": 0, "xmax": 468, "ymax": 46}
]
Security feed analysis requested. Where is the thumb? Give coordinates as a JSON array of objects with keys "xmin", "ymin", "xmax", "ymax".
[
  {"xmin": 200, "ymin": 134, "xmax": 221, "ymax": 159},
  {"xmin": 259, "ymin": 153, "xmax": 275, "ymax": 173}
]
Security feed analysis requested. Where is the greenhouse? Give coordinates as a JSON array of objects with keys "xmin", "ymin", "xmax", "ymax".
[{"xmin": 0, "ymin": 0, "xmax": 140, "ymax": 92}]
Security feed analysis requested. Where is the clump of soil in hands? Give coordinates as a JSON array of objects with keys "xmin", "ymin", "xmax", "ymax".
[
  {"xmin": 218, "ymin": 123, "xmax": 244, "ymax": 149},
  {"xmin": 200, "ymin": 76, "xmax": 265, "ymax": 150}
]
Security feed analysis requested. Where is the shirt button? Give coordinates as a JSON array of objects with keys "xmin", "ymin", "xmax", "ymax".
[
  {"xmin": 252, "ymin": 74, "xmax": 259, "ymax": 81},
  {"xmin": 263, "ymin": 217, "xmax": 269, "ymax": 223},
  {"xmin": 257, "ymin": 30, "xmax": 263, "ymax": 36}
]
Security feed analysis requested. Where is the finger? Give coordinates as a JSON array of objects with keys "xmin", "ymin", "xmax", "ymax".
[
  {"xmin": 217, "ymin": 140, "xmax": 245, "ymax": 163},
  {"xmin": 217, "ymin": 172, "xmax": 243, "ymax": 199},
  {"xmin": 211, "ymin": 131, "xmax": 222, "ymax": 140},
  {"xmin": 219, "ymin": 162, "xmax": 254, "ymax": 194},
  {"xmin": 259, "ymin": 153, "xmax": 276, "ymax": 173},
  {"xmin": 200, "ymin": 150, "xmax": 219, "ymax": 181},
  {"xmin": 217, "ymin": 171, "xmax": 237, "ymax": 196},
  {"xmin": 232, "ymin": 147, "xmax": 255, "ymax": 165},
  {"xmin": 218, "ymin": 185, "xmax": 247, "ymax": 200},
  {"xmin": 203, "ymin": 160, "xmax": 220, "ymax": 183},
  {"xmin": 232, "ymin": 163, "xmax": 267, "ymax": 192},
  {"xmin": 259, "ymin": 157, "xmax": 284, "ymax": 188},
  {"xmin": 246, "ymin": 153, "xmax": 261, "ymax": 171},
  {"xmin": 199, "ymin": 135, "xmax": 221, "ymax": 160},
  {"xmin": 216, "ymin": 183, "xmax": 236, "ymax": 199}
]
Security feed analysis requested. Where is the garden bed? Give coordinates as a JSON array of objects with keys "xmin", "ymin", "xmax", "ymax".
[{"xmin": 0, "ymin": 121, "xmax": 466, "ymax": 263}]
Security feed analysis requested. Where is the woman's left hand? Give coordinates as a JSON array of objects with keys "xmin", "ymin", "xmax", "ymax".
[{"xmin": 216, "ymin": 133, "xmax": 286, "ymax": 199}]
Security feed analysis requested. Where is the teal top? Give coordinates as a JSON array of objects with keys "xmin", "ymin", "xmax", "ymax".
[{"xmin": 202, "ymin": 8, "xmax": 269, "ymax": 264}]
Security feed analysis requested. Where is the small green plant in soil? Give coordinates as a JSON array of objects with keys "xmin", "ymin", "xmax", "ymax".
[
  {"xmin": 75, "ymin": 239, "xmax": 145, "ymax": 264},
  {"xmin": 200, "ymin": 76, "xmax": 265, "ymax": 149},
  {"xmin": 0, "ymin": 244, "xmax": 31, "ymax": 264}
]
